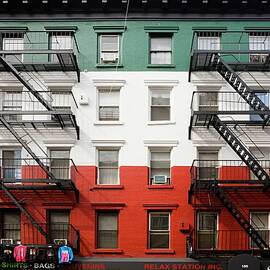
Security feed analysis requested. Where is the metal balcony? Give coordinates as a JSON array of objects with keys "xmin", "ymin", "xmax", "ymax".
[
  {"xmin": 0, "ymin": 158, "xmax": 78, "ymax": 191},
  {"xmin": 0, "ymin": 222, "xmax": 79, "ymax": 250},
  {"xmin": 190, "ymin": 91, "xmax": 270, "ymax": 128},
  {"xmin": 187, "ymin": 229, "xmax": 269, "ymax": 258},
  {"xmin": 0, "ymin": 30, "xmax": 80, "ymax": 80},
  {"xmin": 190, "ymin": 30, "xmax": 270, "ymax": 74}
]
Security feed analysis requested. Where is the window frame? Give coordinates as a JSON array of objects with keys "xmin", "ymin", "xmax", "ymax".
[
  {"xmin": 249, "ymin": 32, "xmax": 270, "ymax": 63},
  {"xmin": 99, "ymin": 34, "xmax": 121, "ymax": 65},
  {"xmin": 149, "ymin": 34, "xmax": 173, "ymax": 65},
  {"xmin": 197, "ymin": 32, "xmax": 221, "ymax": 51},
  {"xmin": 148, "ymin": 211, "xmax": 170, "ymax": 249},
  {"xmin": 97, "ymin": 148, "xmax": 120, "ymax": 185},
  {"xmin": 96, "ymin": 211, "xmax": 119, "ymax": 249}
]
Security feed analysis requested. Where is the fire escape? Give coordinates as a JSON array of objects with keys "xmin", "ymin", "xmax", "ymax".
[
  {"xmin": 0, "ymin": 30, "xmax": 80, "ymax": 248},
  {"xmin": 188, "ymin": 31, "xmax": 270, "ymax": 257}
]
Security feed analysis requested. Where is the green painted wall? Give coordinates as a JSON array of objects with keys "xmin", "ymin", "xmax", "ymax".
[{"xmin": 1, "ymin": 20, "xmax": 270, "ymax": 71}]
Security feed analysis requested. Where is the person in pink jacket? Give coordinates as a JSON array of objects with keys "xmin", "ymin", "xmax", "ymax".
[{"xmin": 13, "ymin": 244, "xmax": 27, "ymax": 262}]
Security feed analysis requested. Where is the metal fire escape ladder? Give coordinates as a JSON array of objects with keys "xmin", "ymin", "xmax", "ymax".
[
  {"xmin": 209, "ymin": 183, "xmax": 269, "ymax": 250},
  {"xmin": 212, "ymin": 54, "xmax": 270, "ymax": 124}
]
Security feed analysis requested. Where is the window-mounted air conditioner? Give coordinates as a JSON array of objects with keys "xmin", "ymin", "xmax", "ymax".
[
  {"xmin": 101, "ymin": 53, "xmax": 118, "ymax": 63},
  {"xmin": 54, "ymin": 239, "xmax": 68, "ymax": 246},
  {"xmin": 153, "ymin": 175, "xmax": 167, "ymax": 184},
  {"xmin": 0, "ymin": 239, "xmax": 13, "ymax": 245}
]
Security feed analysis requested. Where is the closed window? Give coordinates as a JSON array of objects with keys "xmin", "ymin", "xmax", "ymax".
[
  {"xmin": 2, "ymin": 150, "xmax": 21, "ymax": 180},
  {"xmin": 97, "ymin": 212, "xmax": 118, "ymax": 249},
  {"xmin": 98, "ymin": 149, "xmax": 119, "ymax": 185},
  {"xmin": 197, "ymin": 212, "xmax": 217, "ymax": 249},
  {"xmin": 49, "ymin": 31, "xmax": 73, "ymax": 63},
  {"xmin": 198, "ymin": 151, "xmax": 219, "ymax": 180},
  {"xmin": 150, "ymin": 89, "xmax": 171, "ymax": 121},
  {"xmin": 48, "ymin": 210, "xmax": 70, "ymax": 242},
  {"xmin": 100, "ymin": 35, "xmax": 120, "ymax": 64},
  {"xmin": 150, "ymin": 149, "xmax": 171, "ymax": 185},
  {"xmin": 49, "ymin": 149, "xmax": 70, "ymax": 180},
  {"xmin": 0, "ymin": 210, "xmax": 21, "ymax": 243},
  {"xmin": 98, "ymin": 89, "xmax": 120, "ymax": 121},
  {"xmin": 150, "ymin": 36, "xmax": 172, "ymax": 65},
  {"xmin": 149, "ymin": 212, "xmax": 170, "ymax": 249},
  {"xmin": 249, "ymin": 32, "xmax": 270, "ymax": 63},
  {"xmin": 2, "ymin": 90, "xmax": 22, "ymax": 121},
  {"xmin": 197, "ymin": 32, "xmax": 221, "ymax": 50},
  {"xmin": 2, "ymin": 32, "xmax": 24, "ymax": 63}
]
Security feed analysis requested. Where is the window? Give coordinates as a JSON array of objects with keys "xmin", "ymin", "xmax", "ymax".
[
  {"xmin": 198, "ymin": 151, "xmax": 219, "ymax": 180},
  {"xmin": 197, "ymin": 32, "xmax": 221, "ymax": 50},
  {"xmin": 98, "ymin": 89, "xmax": 120, "ymax": 121},
  {"xmin": 100, "ymin": 35, "xmax": 120, "ymax": 64},
  {"xmin": 150, "ymin": 35, "xmax": 172, "ymax": 65},
  {"xmin": 0, "ymin": 210, "xmax": 21, "ymax": 243},
  {"xmin": 49, "ymin": 149, "xmax": 70, "ymax": 180},
  {"xmin": 2, "ymin": 32, "xmax": 24, "ymax": 63},
  {"xmin": 2, "ymin": 90, "xmax": 22, "ymax": 121},
  {"xmin": 249, "ymin": 32, "xmax": 270, "ymax": 63},
  {"xmin": 98, "ymin": 149, "xmax": 119, "ymax": 185},
  {"xmin": 150, "ymin": 149, "xmax": 171, "ymax": 185},
  {"xmin": 250, "ymin": 91, "xmax": 269, "ymax": 121},
  {"xmin": 197, "ymin": 212, "xmax": 217, "ymax": 249},
  {"xmin": 97, "ymin": 212, "xmax": 118, "ymax": 249},
  {"xmin": 48, "ymin": 210, "xmax": 70, "ymax": 243},
  {"xmin": 150, "ymin": 89, "xmax": 171, "ymax": 121},
  {"xmin": 2, "ymin": 150, "xmax": 21, "ymax": 180},
  {"xmin": 250, "ymin": 212, "xmax": 269, "ymax": 248},
  {"xmin": 149, "ymin": 212, "xmax": 170, "ymax": 249},
  {"xmin": 49, "ymin": 31, "xmax": 73, "ymax": 63}
]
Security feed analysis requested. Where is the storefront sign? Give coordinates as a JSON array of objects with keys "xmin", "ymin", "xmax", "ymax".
[{"xmin": 0, "ymin": 262, "xmax": 57, "ymax": 269}]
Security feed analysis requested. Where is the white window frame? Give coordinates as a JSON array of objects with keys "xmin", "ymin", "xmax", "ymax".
[
  {"xmin": 99, "ymin": 34, "xmax": 120, "ymax": 64},
  {"xmin": 148, "ymin": 212, "xmax": 170, "ymax": 249},
  {"xmin": 149, "ymin": 87, "xmax": 172, "ymax": 123},
  {"xmin": 249, "ymin": 33, "xmax": 270, "ymax": 63},
  {"xmin": 96, "ymin": 148, "xmax": 120, "ymax": 185},
  {"xmin": 2, "ymin": 33, "xmax": 24, "ymax": 63},
  {"xmin": 197, "ymin": 33, "xmax": 221, "ymax": 51}
]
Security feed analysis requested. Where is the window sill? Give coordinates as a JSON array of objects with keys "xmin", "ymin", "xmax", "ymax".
[
  {"xmin": 93, "ymin": 249, "xmax": 123, "ymax": 254},
  {"xmin": 145, "ymin": 249, "xmax": 175, "ymax": 254},
  {"xmin": 147, "ymin": 185, "xmax": 174, "ymax": 189},
  {"xmin": 96, "ymin": 64, "xmax": 124, "ymax": 68},
  {"xmin": 91, "ymin": 185, "xmax": 124, "ymax": 190},
  {"xmin": 94, "ymin": 121, "xmax": 124, "ymax": 126},
  {"xmin": 148, "ymin": 121, "xmax": 175, "ymax": 126},
  {"xmin": 147, "ymin": 64, "xmax": 176, "ymax": 68}
]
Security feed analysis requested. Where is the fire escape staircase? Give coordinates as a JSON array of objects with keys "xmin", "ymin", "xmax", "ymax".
[
  {"xmin": 0, "ymin": 56, "xmax": 71, "ymax": 241},
  {"xmin": 192, "ymin": 53, "xmax": 270, "ymax": 250}
]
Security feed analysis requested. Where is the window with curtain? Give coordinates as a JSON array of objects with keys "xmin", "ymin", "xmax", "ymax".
[
  {"xmin": 197, "ymin": 212, "xmax": 217, "ymax": 249},
  {"xmin": 98, "ymin": 149, "xmax": 119, "ymax": 185},
  {"xmin": 49, "ymin": 149, "xmax": 70, "ymax": 180},
  {"xmin": 2, "ymin": 32, "xmax": 24, "ymax": 63},
  {"xmin": 97, "ymin": 212, "xmax": 118, "ymax": 248},
  {"xmin": 149, "ymin": 212, "xmax": 170, "ymax": 249},
  {"xmin": 49, "ymin": 31, "xmax": 73, "ymax": 63},
  {"xmin": 150, "ymin": 36, "xmax": 172, "ymax": 65},
  {"xmin": 98, "ymin": 89, "xmax": 120, "ymax": 121},
  {"xmin": 249, "ymin": 32, "xmax": 270, "ymax": 63},
  {"xmin": 197, "ymin": 32, "xmax": 221, "ymax": 50},
  {"xmin": 100, "ymin": 35, "xmax": 120, "ymax": 64},
  {"xmin": 0, "ymin": 210, "xmax": 21, "ymax": 242},
  {"xmin": 2, "ymin": 150, "xmax": 22, "ymax": 180},
  {"xmin": 150, "ymin": 89, "xmax": 171, "ymax": 121},
  {"xmin": 150, "ymin": 149, "xmax": 171, "ymax": 185}
]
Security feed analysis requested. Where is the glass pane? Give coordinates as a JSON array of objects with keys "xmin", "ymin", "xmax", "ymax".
[
  {"xmin": 250, "ymin": 93, "xmax": 269, "ymax": 121},
  {"xmin": 2, "ymin": 150, "xmax": 21, "ymax": 179},
  {"xmin": 99, "ymin": 106, "xmax": 119, "ymax": 121},
  {"xmin": 150, "ymin": 213, "xmax": 169, "ymax": 230},
  {"xmin": 99, "ymin": 168, "xmax": 118, "ymax": 185},
  {"xmin": 3, "ymin": 211, "xmax": 20, "ymax": 241},
  {"xmin": 99, "ymin": 90, "xmax": 120, "ymax": 106},
  {"xmin": 51, "ymin": 35, "xmax": 72, "ymax": 50},
  {"xmin": 198, "ymin": 37, "xmax": 220, "ymax": 50},
  {"xmin": 151, "ymin": 107, "xmax": 170, "ymax": 121},
  {"xmin": 99, "ymin": 150, "xmax": 119, "ymax": 167},
  {"xmin": 50, "ymin": 150, "xmax": 70, "ymax": 179},
  {"xmin": 98, "ymin": 213, "xmax": 118, "ymax": 230},
  {"xmin": 198, "ymin": 213, "xmax": 217, "ymax": 231},
  {"xmin": 252, "ymin": 213, "xmax": 268, "ymax": 229},
  {"xmin": 151, "ymin": 168, "xmax": 170, "ymax": 178},
  {"xmin": 101, "ymin": 36, "xmax": 119, "ymax": 51},
  {"xmin": 151, "ymin": 52, "xmax": 171, "ymax": 64},
  {"xmin": 197, "ymin": 231, "xmax": 217, "ymax": 249},
  {"xmin": 98, "ymin": 231, "xmax": 118, "ymax": 248},
  {"xmin": 151, "ymin": 37, "xmax": 171, "ymax": 51},
  {"xmin": 150, "ymin": 233, "xmax": 169, "ymax": 248},
  {"xmin": 151, "ymin": 91, "xmax": 170, "ymax": 105}
]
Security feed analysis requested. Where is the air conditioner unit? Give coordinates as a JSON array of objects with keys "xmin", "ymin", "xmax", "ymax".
[
  {"xmin": 54, "ymin": 239, "xmax": 67, "ymax": 246},
  {"xmin": 1, "ymin": 239, "xmax": 13, "ymax": 245},
  {"xmin": 101, "ymin": 53, "xmax": 118, "ymax": 63},
  {"xmin": 153, "ymin": 175, "xmax": 167, "ymax": 184}
]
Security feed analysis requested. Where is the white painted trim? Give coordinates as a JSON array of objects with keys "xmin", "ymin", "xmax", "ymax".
[
  {"xmin": 147, "ymin": 121, "xmax": 176, "ymax": 126},
  {"xmin": 192, "ymin": 140, "xmax": 225, "ymax": 147},
  {"xmin": 43, "ymin": 140, "xmax": 75, "ymax": 148},
  {"xmin": 91, "ymin": 140, "xmax": 126, "ymax": 147},
  {"xmin": 94, "ymin": 121, "xmax": 124, "ymax": 126},
  {"xmin": 144, "ymin": 80, "xmax": 179, "ymax": 86},
  {"xmin": 93, "ymin": 79, "xmax": 126, "ymax": 87},
  {"xmin": 144, "ymin": 140, "xmax": 179, "ymax": 148}
]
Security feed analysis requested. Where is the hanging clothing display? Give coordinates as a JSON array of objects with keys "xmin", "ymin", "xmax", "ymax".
[
  {"xmin": 58, "ymin": 245, "xmax": 73, "ymax": 264},
  {"xmin": 13, "ymin": 245, "xmax": 27, "ymax": 262},
  {"xmin": 1, "ymin": 247, "xmax": 13, "ymax": 262}
]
